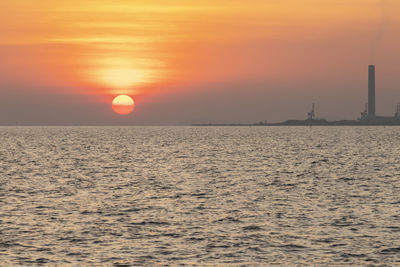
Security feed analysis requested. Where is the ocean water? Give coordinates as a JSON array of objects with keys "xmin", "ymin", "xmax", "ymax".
[{"xmin": 1, "ymin": 126, "xmax": 400, "ymax": 266}]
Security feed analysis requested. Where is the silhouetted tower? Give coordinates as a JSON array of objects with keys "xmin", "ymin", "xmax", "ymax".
[
  {"xmin": 395, "ymin": 103, "xmax": 400, "ymax": 119},
  {"xmin": 368, "ymin": 65, "xmax": 376, "ymax": 118},
  {"xmin": 307, "ymin": 103, "xmax": 315, "ymax": 120}
]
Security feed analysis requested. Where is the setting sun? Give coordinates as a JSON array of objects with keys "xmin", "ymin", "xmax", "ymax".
[{"xmin": 112, "ymin": 95, "xmax": 135, "ymax": 115}]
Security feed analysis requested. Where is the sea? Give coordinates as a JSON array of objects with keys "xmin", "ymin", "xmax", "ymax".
[{"xmin": 1, "ymin": 126, "xmax": 400, "ymax": 266}]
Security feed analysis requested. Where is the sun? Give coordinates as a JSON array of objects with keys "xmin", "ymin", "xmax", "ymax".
[{"xmin": 112, "ymin": 95, "xmax": 135, "ymax": 115}]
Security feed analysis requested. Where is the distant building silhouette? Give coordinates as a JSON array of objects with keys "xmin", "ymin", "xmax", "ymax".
[{"xmin": 194, "ymin": 65, "xmax": 400, "ymax": 126}]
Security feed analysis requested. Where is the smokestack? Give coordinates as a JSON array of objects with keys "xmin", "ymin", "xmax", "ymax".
[{"xmin": 368, "ymin": 65, "xmax": 376, "ymax": 118}]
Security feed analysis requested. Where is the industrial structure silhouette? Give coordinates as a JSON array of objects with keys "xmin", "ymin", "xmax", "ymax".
[{"xmin": 194, "ymin": 65, "xmax": 400, "ymax": 126}]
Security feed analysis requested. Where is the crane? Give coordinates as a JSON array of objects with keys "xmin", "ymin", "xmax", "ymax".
[{"xmin": 307, "ymin": 103, "xmax": 315, "ymax": 120}]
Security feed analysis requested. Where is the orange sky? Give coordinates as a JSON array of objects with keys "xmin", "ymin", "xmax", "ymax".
[{"xmin": 1, "ymin": 0, "xmax": 400, "ymax": 124}]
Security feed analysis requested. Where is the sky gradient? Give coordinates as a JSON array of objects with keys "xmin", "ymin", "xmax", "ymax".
[{"xmin": 1, "ymin": 0, "xmax": 400, "ymax": 124}]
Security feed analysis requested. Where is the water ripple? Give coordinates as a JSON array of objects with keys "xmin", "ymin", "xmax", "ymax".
[{"xmin": 1, "ymin": 126, "xmax": 400, "ymax": 265}]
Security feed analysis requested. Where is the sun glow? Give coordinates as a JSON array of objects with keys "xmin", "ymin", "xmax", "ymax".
[
  {"xmin": 86, "ymin": 57, "xmax": 163, "ymax": 91},
  {"xmin": 95, "ymin": 68, "xmax": 149, "ymax": 89}
]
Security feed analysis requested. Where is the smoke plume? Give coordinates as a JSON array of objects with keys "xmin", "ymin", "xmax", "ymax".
[{"xmin": 370, "ymin": 0, "xmax": 389, "ymax": 62}]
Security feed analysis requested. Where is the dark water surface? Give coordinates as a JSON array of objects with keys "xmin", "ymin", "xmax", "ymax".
[{"xmin": 1, "ymin": 126, "xmax": 400, "ymax": 266}]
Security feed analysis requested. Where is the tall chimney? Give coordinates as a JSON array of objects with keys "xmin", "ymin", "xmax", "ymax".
[{"xmin": 368, "ymin": 65, "xmax": 376, "ymax": 118}]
